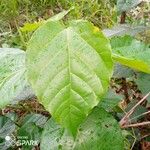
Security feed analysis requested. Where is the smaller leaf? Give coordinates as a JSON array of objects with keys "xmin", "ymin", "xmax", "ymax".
[
  {"xmin": 20, "ymin": 21, "xmax": 44, "ymax": 32},
  {"xmin": 19, "ymin": 113, "xmax": 48, "ymax": 128},
  {"xmin": 75, "ymin": 107, "xmax": 124, "ymax": 150},
  {"xmin": 41, "ymin": 118, "xmax": 74, "ymax": 150},
  {"xmin": 5, "ymin": 112, "xmax": 18, "ymax": 122},
  {"xmin": 111, "ymin": 35, "xmax": 150, "ymax": 73},
  {"xmin": 40, "ymin": 107, "xmax": 124, "ymax": 150},
  {"xmin": 136, "ymin": 73, "xmax": 150, "ymax": 102},
  {"xmin": 113, "ymin": 63, "xmax": 136, "ymax": 78},
  {"xmin": 0, "ymin": 48, "xmax": 28, "ymax": 108},
  {"xmin": 117, "ymin": 0, "xmax": 142, "ymax": 13},
  {"xmin": 0, "ymin": 116, "xmax": 16, "ymax": 150},
  {"xmin": 100, "ymin": 88, "xmax": 123, "ymax": 111},
  {"xmin": 103, "ymin": 24, "xmax": 150, "ymax": 38},
  {"xmin": 17, "ymin": 122, "xmax": 42, "ymax": 150},
  {"xmin": 0, "ymin": 116, "xmax": 16, "ymax": 138}
]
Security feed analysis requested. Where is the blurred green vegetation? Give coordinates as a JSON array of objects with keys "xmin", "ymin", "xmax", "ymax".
[
  {"xmin": 0, "ymin": 0, "xmax": 116, "ymax": 27},
  {"xmin": 0, "ymin": 0, "xmax": 117, "ymax": 49}
]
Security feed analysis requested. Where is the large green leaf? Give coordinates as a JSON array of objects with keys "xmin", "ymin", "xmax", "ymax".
[
  {"xmin": 111, "ymin": 35, "xmax": 150, "ymax": 73},
  {"xmin": 26, "ymin": 20, "xmax": 113, "ymax": 135},
  {"xmin": 0, "ymin": 48, "xmax": 28, "ymax": 108},
  {"xmin": 40, "ymin": 107, "xmax": 124, "ymax": 150}
]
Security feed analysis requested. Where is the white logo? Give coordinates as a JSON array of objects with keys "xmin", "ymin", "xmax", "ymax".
[
  {"xmin": 5, "ymin": 135, "xmax": 16, "ymax": 147},
  {"xmin": 5, "ymin": 135, "xmax": 38, "ymax": 147}
]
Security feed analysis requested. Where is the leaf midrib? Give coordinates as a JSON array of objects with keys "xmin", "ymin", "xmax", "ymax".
[{"xmin": 66, "ymin": 28, "xmax": 77, "ymax": 129}]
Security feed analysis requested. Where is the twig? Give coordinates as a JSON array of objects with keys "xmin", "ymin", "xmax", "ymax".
[
  {"xmin": 130, "ymin": 110, "xmax": 150, "ymax": 121},
  {"xmin": 140, "ymin": 133, "xmax": 150, "ymax": 140},
  {"xmin": 120, "ymin": 92, "xmax": 150, "ymax": 127},
  {"xmin": 120, "ymin": 11, "xmax": 126, "ymax": 24},
  {"xmin": 121, "ymin": 121, "xmax": 150, "ymax": 128}
]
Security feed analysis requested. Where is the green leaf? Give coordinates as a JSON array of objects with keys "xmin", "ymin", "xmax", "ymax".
[
  {"xmin": 103, "ymin": 24, "xmax": 150, "ymax": 38},
  {"xmin": 0, "ymin": 116, "xmax": 16, "ymax": 138},
  {"xmin": 26, "ymin": 20, "xmax": 113, "ymax": 135},
  {"xmin": 111, "ymin": 35, "xmax": 150, "ymax": 73},
  {"xmin": 17, "ymin": 122, "xmax": 42, "ymax": 150},
  {"xmin": 40, "ymin": 107, "xmax": 124, "ymax": 150},
  {"xmin": 0, "ymin": 116, "xmax": 16, "ymax": 150},
  {"xmin": 19, "ymin": 113, "xmax": 48, "ymax": 128},
  {"xmin": 5, "ymin": 112, "xmax": 18, "ymax": 122},
  {"xmin": 75, "ymin": 107, "xmax": 124, "ymax": 150},
  {"xmin": 117, "ymin": 0, "xmax": 142, "ymax": 13},
  {"xmin": 17, "ymin": 114, "xmax": 48, "ymax": 150},
  {"xmin": 0, "ymin": 48, "xmax": 28, "ymax": 108},
  {"xmin": 41, "ymin": 118, "xmax": 74, "ymax": 150},
  {"xmin": 136, "ymin": 73, "xmax": 150, "ymax": 102},
  {"xmin": 113, "ymin": 63, "xmax": 135, "ymax": 78},
  {"xmin": 20, "ymin": 21, "xmax": 44, "ymax": 32},
  {"xmin": 100, "ymin": 89, "xmax": 123, "ymax": 111}
]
